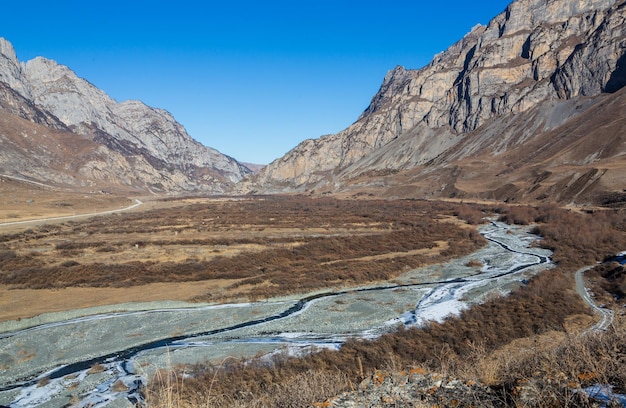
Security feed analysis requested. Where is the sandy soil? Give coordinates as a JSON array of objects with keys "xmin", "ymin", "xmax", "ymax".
[
  {"xmin": 0, "ymin": 280, "xmax": 239, "ymax": 322},
  {"xmin": 322, "ymin": 240, "xmax": 449, "ymax": 265},
  {"xmin": 0, "ymin": 179, "xmax": 144, "ymax": 233}
]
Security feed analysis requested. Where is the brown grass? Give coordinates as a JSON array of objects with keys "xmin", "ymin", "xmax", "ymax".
[
  {"xmin": 0, "ymin": 196, "xmax": 486, "ymax": 308},
  {"xmin": 0, "ymin": 181, "xmax": 136, "ymax": 229},
  {"xmin": 147, "ymin": 204, "xmax": 626, "ymax": 407},
  {"xmin": 0, "ymin": 280, "xmax": 240, "ymax": 321},
  {"xmin": 87, "ymin": 363, "xmax": 106, "ymax": 374}
]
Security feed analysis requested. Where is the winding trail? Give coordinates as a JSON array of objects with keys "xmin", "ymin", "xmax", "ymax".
[
  {"xmin": 0, "ymin": 199, "xmax": 143, "ymax": 227},
  {"xmin": 575, "ymin": 266, "xmax": 615, "ymax": 332}
]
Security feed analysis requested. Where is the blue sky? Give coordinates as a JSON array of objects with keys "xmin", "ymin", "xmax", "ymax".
[{"xmin": 4, "ymin": 1, "xmax": 512, "ymax": 164}]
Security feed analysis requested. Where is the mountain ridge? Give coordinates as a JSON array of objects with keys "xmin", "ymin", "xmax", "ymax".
[
  {"xmin": 239, "ymin": 0, "xmax": 626, "ymax": 204},
  {"xmin": 0, "ymin": 38, "xmax": 250, "ymax": 193}
]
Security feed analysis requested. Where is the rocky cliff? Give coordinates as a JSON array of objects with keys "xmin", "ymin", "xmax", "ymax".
[
  {"xmin": 0, "ymin": 38, "xmax": 250, "ymax": 193},
  {"xmin": 241, "ymin": 0, "xmax": 626, "ymax": 203}
]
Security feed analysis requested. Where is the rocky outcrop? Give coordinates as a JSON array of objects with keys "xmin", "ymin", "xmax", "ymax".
[
  {"xmin": 319, "ymin": 369, "xmax": 500, "ymax": 408},
  {"xmin": 0, "ymin": 38, "xmax": 250, "ymax": 193},
  {"xmin": 318, "ymin": 368, "xmax": 616, "ymax": 407},
  {"xmin": 0, "ymin": 82, "xmax": 68, "ymax": 129},
  {"xmin": 241, "ymin": 0, "xmax": 626, "ymax": 198}
]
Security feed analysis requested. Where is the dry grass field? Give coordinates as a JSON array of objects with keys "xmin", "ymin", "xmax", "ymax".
[
  {"xmin": 142, "ymin": 204, "xmax": 626, "ymax": 407},
  {"xmin": 0, "ymin": 188, "xmax": 487, "ymax": 321},
  {"xmin": 5, "ymin": 182, "xmax": 626, "ymax": 407},
  {"xmin": 0, "ymin": 176, "xmax": 136, "ymax": 227}
]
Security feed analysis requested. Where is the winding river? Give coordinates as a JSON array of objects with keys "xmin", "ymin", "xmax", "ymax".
[{"xmin": 0, "ymin": 221, "xmax": 553, "ymax": 407}]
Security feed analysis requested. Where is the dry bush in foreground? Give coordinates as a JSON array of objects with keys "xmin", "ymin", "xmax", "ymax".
[
  {"xmin": 148, "ymin": 205, "xmax": 626, "ymax": 407},
  {"xmin": 489, "ymin": 323, "xmax": 626, "ymax": 406},
  {"xmin": 145, "ymin": 367, "xmax": 349, "ymax": 408},
  {"xmin": 147, "ymin": 268, "xmax": 589, "ymax": 407}
]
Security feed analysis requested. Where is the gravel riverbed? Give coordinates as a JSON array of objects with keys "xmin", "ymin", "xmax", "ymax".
[{"xmin": 0, "ymin": 221, "xmax": 553, "ymax": 407}]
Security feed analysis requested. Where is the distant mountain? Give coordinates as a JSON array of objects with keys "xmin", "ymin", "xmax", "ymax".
[
  {"xmin": 0, "ymin": 38, "xmax": 250, "ymax": 193},
  {"xmin": 239, "ymin": 0, "xmax": 626, "ymax": 205},
  {"xmin": 241, "ymin": 162, "xmax": 266, "ymax": 175}
]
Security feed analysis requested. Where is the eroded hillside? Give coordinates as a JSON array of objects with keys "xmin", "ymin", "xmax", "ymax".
[{"xmin": 240, "ymin": 0, "xmax": 626, "ymax": 205}]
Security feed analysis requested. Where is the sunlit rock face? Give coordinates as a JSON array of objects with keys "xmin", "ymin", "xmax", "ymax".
[
  {"xmin": 0, "ymin": 38, "xmax": 250, "ymax": 193},
  {"xmin": 241, "ymin": 0, "xmax": 625, "ymax": 195}
]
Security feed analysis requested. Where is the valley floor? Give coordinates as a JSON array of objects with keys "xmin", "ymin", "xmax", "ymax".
[
  {"xmin": 1, "ymin": 193, "xmax": 626, "ymax": 407},
  {"xmin": 0, "ymin": 220, "xmax": 551, "ymax": 407}
]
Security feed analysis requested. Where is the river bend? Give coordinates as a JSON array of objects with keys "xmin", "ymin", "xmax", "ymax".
[{"xmin": 0, "ymin": 221, "xmax": 552, "ymax": 407}]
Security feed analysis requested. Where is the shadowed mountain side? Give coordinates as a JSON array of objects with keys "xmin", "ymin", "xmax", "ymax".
[{"xmin": 0, "ymin": 109, "xmax": 224, "ymax": 192}]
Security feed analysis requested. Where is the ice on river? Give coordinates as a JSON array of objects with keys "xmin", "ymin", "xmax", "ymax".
[{"xmin": 0, "ymin": 220, "xmax": 553, "ymax": 407}]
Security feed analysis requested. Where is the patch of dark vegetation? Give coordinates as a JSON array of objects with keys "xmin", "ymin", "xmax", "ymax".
[
  {"xmin": 596, "ymin": 191, "xmax": 626, "ymax": 208},
  {"xmin": 589, "ymin": 261, "xmax": 626, "ymax": 301},
  {"xmin": 495, "ymin": 205, "xmax": 626, "ymax": 268},
  {"xmin": 147, "ymin": 204, "xmax": 626, "ymax": 407},
  {"xmin": 452, "ymin": 203, "xmax": 488, "ymax": 225},
  {"xmin": 0, "ymin": 197, "xmax": 487, "ymax": 298}
]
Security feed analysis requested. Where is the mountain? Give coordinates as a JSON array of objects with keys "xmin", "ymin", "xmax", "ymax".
[
  {"xmin": 0, "ymin": 38, "xmax": 250, "ymax": 193},
  {"xmin": 239, "ymin": 0, "xmax": 626, "ymax": 205},
  {"xmin": 241, "ymin": 162, "xmax": 266, "ymax": 175}
]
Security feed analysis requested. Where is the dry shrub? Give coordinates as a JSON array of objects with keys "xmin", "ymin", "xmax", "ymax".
[
  {"xmin": 589, "ymin": 262, "xmax": 626, "ymax": 301},
  {"xmin": 486, "ymin": 323, "xmax": 626, "ymax": 406},
  {"xmin": 153, "ymin": 268, "xmax": 590, "ymax": 407},
  {"xmin": 0, "ymin": 249, "xmax": 17, "ymax": 264},
  {"xmin": 496, "ymin": 205, "xmax": 540, "ymax": 225},
  {"xmin": 146, "ymin": 363, "xmax": 348, "ymax": 408},
  {"xmin": 0, "ymin": 197, "xmax": 487, "ymax": 295},
  {"xmin": 465, "ymin": 259, "xmax": 484, "ymax": 268},
  {"xmin": 492, "ymin": 205, "xmax": 626, "ymax": 269},
  {"xmin": 530, "ymin": 209, "xmax": 626, "ymax": 268},
  {"xmin": 453, "ymin": 204, "xmax": 487, "ymax": 225}
]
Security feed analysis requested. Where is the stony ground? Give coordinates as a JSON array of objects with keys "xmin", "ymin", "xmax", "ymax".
[
  {"xmin": 318, "ymin": 368, "xmax": 623, "ymax": 408},
  {"xmin": 317, "ymin": 369, "xmax": 501, "ymax": 408}
]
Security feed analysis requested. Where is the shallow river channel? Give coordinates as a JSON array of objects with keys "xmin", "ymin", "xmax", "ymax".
[{"xmin": 0, "ymin": 221, "xmax": 552, "ymax": 407}]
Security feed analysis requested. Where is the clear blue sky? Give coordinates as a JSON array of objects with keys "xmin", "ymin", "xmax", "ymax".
[{"xmin": 4, "ymin": 1, "xmax": 512, "ymax": 164}]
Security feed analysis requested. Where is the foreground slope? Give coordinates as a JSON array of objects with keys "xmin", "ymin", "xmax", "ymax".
[
  {"xmin": 241, "ymin": 0, "xmax": 626, "ymax": 203},
  {"xmin": 0, "ymin": 38, "xmax": 250, "ymax": 193}
]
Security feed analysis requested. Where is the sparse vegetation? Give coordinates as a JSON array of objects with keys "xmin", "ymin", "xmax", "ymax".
[
  {"xmin": 465, "ymin": 259, "xmax": 484, "ymax": 268},
  {"xmin": 145, "ymin": 203, "xmax": 626, "ymax": 407},
  {"xmin": 86, "ymin": 363, "xmax": 106, "ymax": 375},
  {"xmin": 0, "ymin": 196, "xmax": 486, "ymax": 301},
  {"xmin": 4, "ymin": 197, "xmax": 626, "ymax": 406}
]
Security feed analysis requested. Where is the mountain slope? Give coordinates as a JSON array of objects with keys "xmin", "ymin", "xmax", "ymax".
[
  {"xmin": 240, "ymin": 0, "xmax": 626, "ymax": 204},
  {"xmin": 0, "ymin": 38, "xmax": 250, "ymax": 193},
  {"xmin": 0, "ymin": 107, "xmax": 216, "ymax": 192}
]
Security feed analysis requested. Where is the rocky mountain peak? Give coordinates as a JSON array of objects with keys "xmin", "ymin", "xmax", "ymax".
[
  {"xmin": 240, "ymin": 0, "xmax": 626, "ymax": 203},
  {"xmin": 24, "ymin": 56, "xmax": 80, "ymax": 85},
  {"xmin": 0, "ymin": 37, "xmax": 251, "ymax": 193},
  {"xmin": 0, "ymin": 38, "xmax": 29, "ymax": 99},
  {"xmin": 0, "ymin": 38, "xmax": 18, "ymax": 65},
  {"xmin": 498, "ymin": 0, "xmax": 615, "ymax": 36}
]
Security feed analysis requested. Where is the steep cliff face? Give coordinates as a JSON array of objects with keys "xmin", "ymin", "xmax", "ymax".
[
  {"xmin": 0, "ymin": 38, "xmax": 250, "ymax": 193},
  {"xmin": 243, "ymin": 0, "xmax": 626, "ymax": 199}
]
